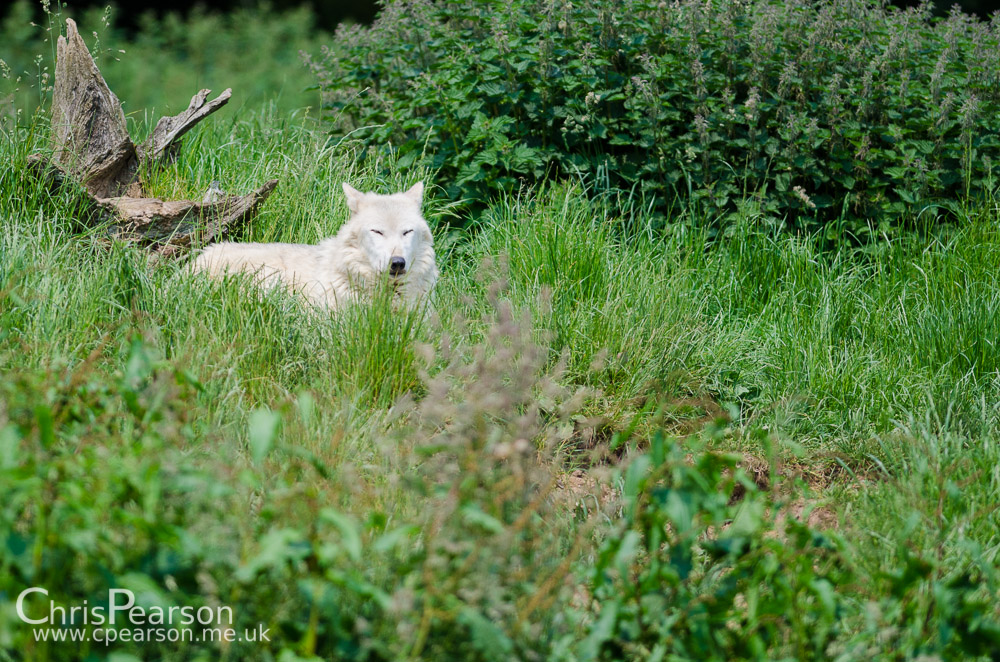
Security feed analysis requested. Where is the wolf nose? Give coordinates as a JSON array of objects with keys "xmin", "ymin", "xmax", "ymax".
[{"xmin": 389, "ymin": 256, "xmax": 406, "ymax": 275}]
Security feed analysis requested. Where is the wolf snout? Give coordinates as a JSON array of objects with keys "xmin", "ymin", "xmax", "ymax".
[{"xmin": 389, "ymin": 256, "xmax": 406, "ymax": 276}]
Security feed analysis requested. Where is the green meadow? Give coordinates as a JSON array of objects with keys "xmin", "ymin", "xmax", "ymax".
[{"xmin": 2, "ymin": 1, "xmax": 1000, "ymax": 660}]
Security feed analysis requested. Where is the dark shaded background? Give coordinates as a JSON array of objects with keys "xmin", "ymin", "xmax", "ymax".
[
  {"xmin": 0, "ymin": 0, "xmax": 998, "ymax": 34},
  {"xmin": 0, "ymin": 0, "xmax": 379, "ymax": 32},
  {"xmin": 894, "ymin": 0, "xmax": 1000, "ymax": 17}
]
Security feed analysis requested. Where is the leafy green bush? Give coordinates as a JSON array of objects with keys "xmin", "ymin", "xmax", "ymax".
[
  {"xmin": 310, "ymin": 0, "xmax": 1000, "ymax": 236},
  {"xmin": 573, "ymin": 430, "xmax": 850, "ymax": 661},
  {"xmin": 577, "ymin": 427, "xmax": 1000, "ymax": 661},
  {"xmin": 0, "ymin": 338, "xmax": 245, "ymax": 660}
]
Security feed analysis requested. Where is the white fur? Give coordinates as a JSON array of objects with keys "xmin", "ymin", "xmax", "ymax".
[{"xmin": 189, "ymin": 182, "xmax": 438, "ymax": 310}]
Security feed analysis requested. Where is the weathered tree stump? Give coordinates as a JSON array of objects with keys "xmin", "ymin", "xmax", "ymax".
[{"xmin": 33, "ymin": 18, "xmax": 277, "ymax": 255}]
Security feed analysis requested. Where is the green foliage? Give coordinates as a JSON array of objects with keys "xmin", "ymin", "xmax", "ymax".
[
  {"xmin": 5, "ymin": 336, "xmax": 998, "ymax": 659},
  {"xmin": 313, "ymin": 0, "xmax": 1000, "ymax": 236},
  {"xmin": 581, "ymin": 431, "xmax": 852, "ymax": 661},
  {"xmin": 577, "ymin": 428, "xmax": 1000, "ymax": 661},
  {"xmin": 0, "ymin": 0, "xmax": 327, "ymax": 124},
  {"xmin": 0, "ymin": 339, "xmax": 243, "ymax": 659},
  {"xmin": 838, "ymin": 425, "xmax": 1000, "ymax": 660},
  {"xmin": 3, "ymin": 11, "xmax": 1000, "ymax": 652}
]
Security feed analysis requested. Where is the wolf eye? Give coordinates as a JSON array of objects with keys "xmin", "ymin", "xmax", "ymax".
[
  {"xmin": 403, "ymin": 229, "xmax": 413, "ymax": 236},
  {"xmin": 371, "ymin": 229, "xmax": 384, "ymax": 236}
]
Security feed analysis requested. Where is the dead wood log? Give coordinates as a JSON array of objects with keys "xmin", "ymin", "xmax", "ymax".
[
  {"xmin": 35, "ymin": 18, "xmax": 276, "ymax": 255},
  {"xmin": 139, "ymin": 87, "xmax": 233, "ymax": 162},
  {"xmin": 50, "ymin": 18, "xmax": 138, "ymax": 198},
  {"xmin": 103, "ymin": 179, "xmax": 278, "ymax": 248}
]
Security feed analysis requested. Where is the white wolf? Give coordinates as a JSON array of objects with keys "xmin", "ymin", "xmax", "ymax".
[{"xmin": 189, "ymin": 182, "xmax": 438, "ymax": 310}]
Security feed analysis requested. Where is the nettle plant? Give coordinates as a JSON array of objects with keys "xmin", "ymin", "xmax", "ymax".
[{"xmin": 309, "ymin": 0, "xmax": 1000, "ymax": 238}]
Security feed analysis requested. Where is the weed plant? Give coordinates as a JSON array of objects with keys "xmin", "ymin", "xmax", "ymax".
[{"xmin": 311, "ymin": 0, "xmax": 1000, "ymax": 237}]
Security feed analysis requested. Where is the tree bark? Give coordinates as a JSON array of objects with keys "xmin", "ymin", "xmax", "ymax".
[
  {"xmin": 36, "ymin": 18, "xmax": 277, "ymax": 255},
  {"xmin": 103, "ymin": 179, "xmax": 279, "ymax": 251},
  {"xmin": 139, "ymin": 87, "xmax": 233, "ymax": 163},
  {"xmin": 50, "ymin": 18, "xmax": 139, "ymax": 198}
]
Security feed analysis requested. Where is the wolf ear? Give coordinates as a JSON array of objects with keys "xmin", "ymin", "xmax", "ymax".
[
  {"xmin": 403, "ymin": 182, "xmax": 424, "ymax": 207},
  {"xmin": 342, "ymin": 183, "xmax": 364, "ymax": 214}
]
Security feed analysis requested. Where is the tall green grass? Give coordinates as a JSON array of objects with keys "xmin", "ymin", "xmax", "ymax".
[{"xmin": 4, "ymin": 103, "xmax": 1000, "ymax": 462}]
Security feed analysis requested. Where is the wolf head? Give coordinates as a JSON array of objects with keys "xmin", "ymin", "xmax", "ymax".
[
  {"xmin": 340, "ymin": 182, "xmax": 431, "ymax": 279},
  {"xmin": 333, "ymin": 183, "xmax": 438, "ymax": 305}
]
